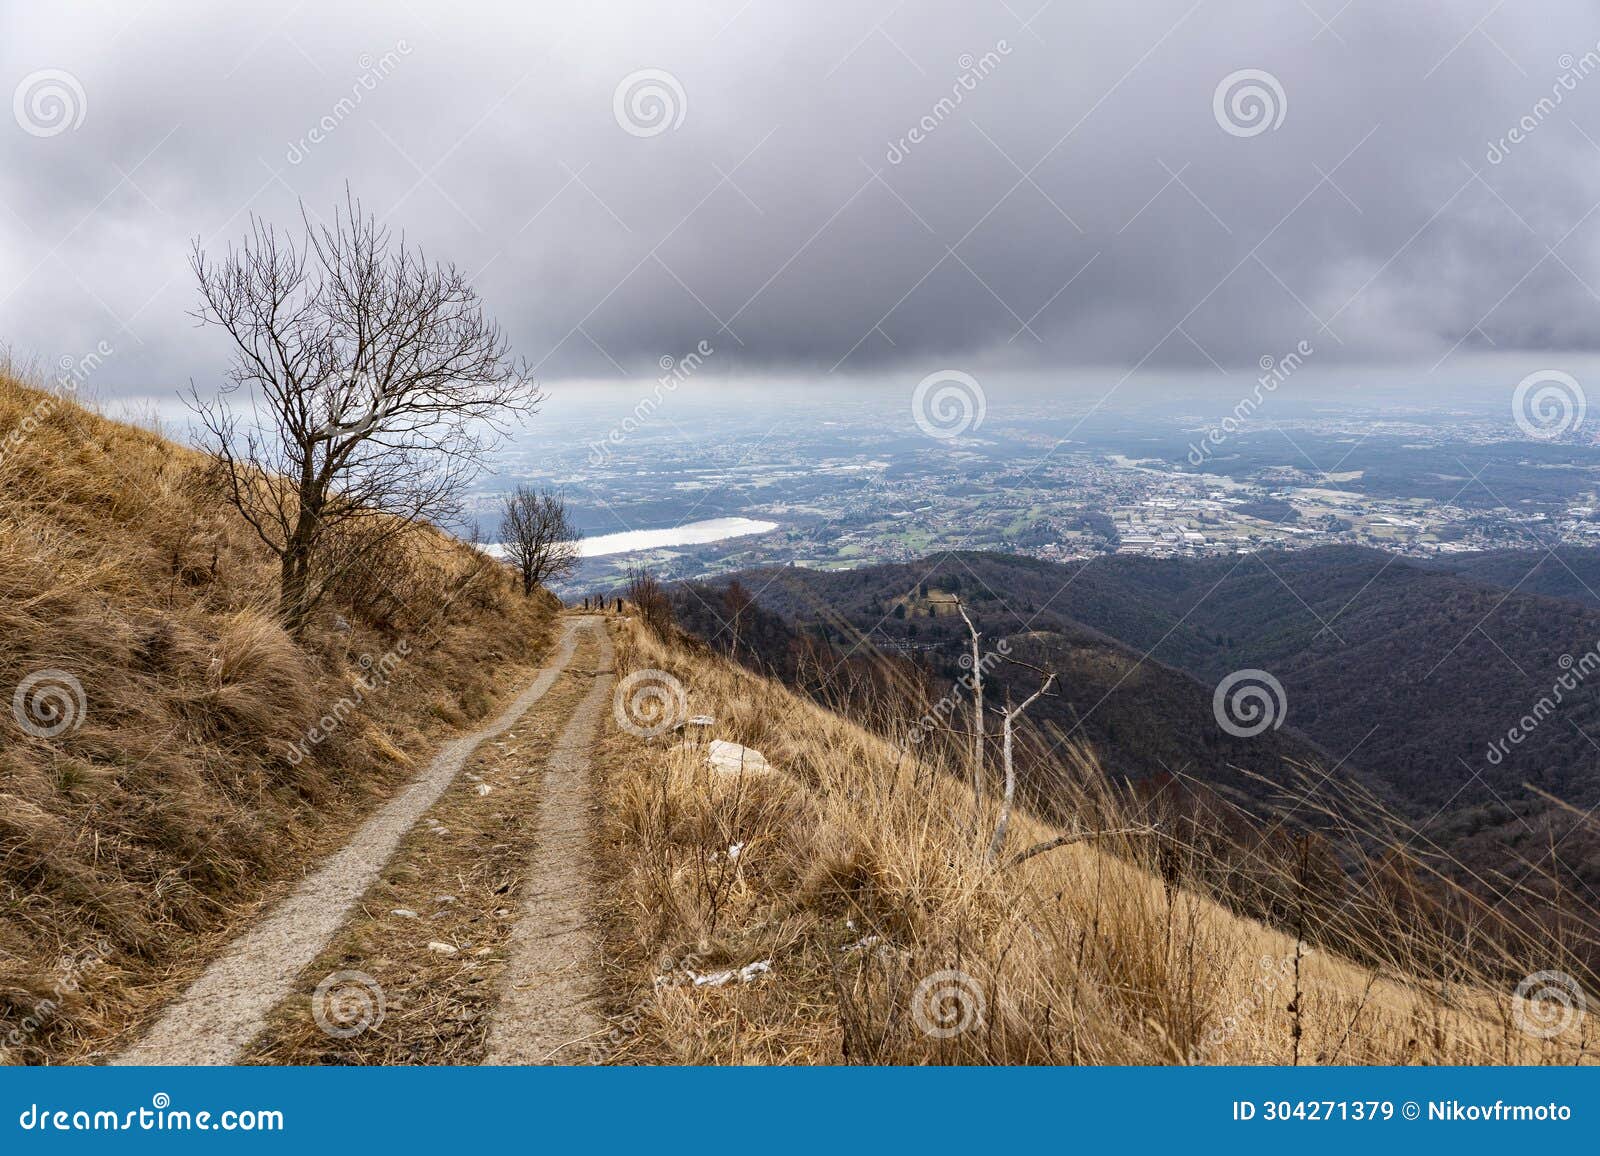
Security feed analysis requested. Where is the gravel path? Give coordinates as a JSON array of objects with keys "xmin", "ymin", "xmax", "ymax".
[
  {"xmin": 483, "ymin": 623, "xmax": 615, "ymax": 1064},
  {"xmin": 113, "ymin": 617, "xmax": 592, "ymax": 1066}
]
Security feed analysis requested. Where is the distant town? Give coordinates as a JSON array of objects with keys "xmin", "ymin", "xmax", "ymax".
[{"xmin": 478, "ymin": 393, "xmax": 1600, "ymax": 594}]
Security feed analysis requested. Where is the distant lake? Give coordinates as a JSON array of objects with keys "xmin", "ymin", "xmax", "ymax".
[{"xmin": 577, "ymin": 516, "xmax": 778, "ymax": 558}]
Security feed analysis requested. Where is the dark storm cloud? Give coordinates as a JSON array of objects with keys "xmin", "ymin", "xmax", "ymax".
[{"xmin": 5, "ymin": 0, "xmax": 1600, "ymax": 395}]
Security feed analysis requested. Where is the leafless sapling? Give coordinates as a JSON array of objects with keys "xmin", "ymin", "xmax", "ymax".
[
  {"xmin": 499, "ymin": 484, "xmax": 581, "ymax": 596},
  {"xmin": 988, "ymin": 661, "xmax": 1056, "ymax": 861}
]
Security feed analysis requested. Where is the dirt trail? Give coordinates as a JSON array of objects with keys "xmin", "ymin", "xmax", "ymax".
[
  {"xmin": 114, "ymin": 617, "xmax": 596, "ymax": 1066},
  {"xmin": 483, "ymin": 622, "xmax": 615, "ymax": 1064}
]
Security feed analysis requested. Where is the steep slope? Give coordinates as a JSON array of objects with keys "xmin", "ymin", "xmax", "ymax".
[
  {"xmin": 597, "ymin": 615, "xmax": 1594, "ymax": 1065},
  {"xmin": 669, "ymin": 567, "xmax": 1344, "ymax": 825},
  {"xmin": 694, "ymin": 549, "xmax": 1600, "ymax": 889},
  {"xmin": 0, "ymin": 368, "xmax": 556, "ymax": 1064}
]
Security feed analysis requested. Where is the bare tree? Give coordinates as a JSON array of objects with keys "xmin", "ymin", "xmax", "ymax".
[
  {"xmin": 625, "ymin": 565, "xmax": 674, "ymax": 636},
  {"xmin": 988, "ymin": 663, "xmax": 1056, "ymax": 861},
  {"xmin": 956, "ymin": 601, "xmax": 985, "ymax": 828},
  {"xmin": 499, "ymin": 485, "xmax": 580, "ymax": 596},
  {"xmin": 186, "ymin": 189, "xmax": 540, "ymax": 636},
  {"xmin": 723, "ymin": 578, "xmax": 755, "ymax": 662}
]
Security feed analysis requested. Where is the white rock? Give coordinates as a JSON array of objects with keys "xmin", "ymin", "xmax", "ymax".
[
  {"xmin": 728, "ymin": 842, "xmax": 745, "ymax": 860},
  {"xmin": 690, "ymin": 959, "xmax": 773, "ymax": 987},
  {"xmin": 391, "ymin": 908, "xmax": 418, "ymax": 919},
  {"xmin": 426, "ymin": 941, "xmax": 459, "ymax": 956},
  {"xmin": 475, "ymin": 783, "xmax": 493, "ymax": 796},
  {"xmin": 706, "ymin": 739, "xmax": 773, "ymax": 775}
]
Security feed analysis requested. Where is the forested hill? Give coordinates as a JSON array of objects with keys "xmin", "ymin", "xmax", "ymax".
[{"xmin": 672, "ymin": 546, "xmax": 1600, "ymax": 890}]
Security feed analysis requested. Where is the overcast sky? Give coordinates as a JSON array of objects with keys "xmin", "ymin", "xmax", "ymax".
[{"xmin": 6, "ymin": 0, "xmax": 1600, "ymax": 406}]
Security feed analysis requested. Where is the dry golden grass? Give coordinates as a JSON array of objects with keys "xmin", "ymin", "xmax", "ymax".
[
  {"xmin": 0, "ymin": 365, "xmax": 557, "ymax": 1064},
  {"xmin": 598, "ymin": 617, "xmax": 1598, "ymax": 1065}
]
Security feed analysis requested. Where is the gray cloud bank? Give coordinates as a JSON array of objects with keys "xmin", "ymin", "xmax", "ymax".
[{"xmin": 5, "ymin": 0, "xmax": 1600, "ymax": 397}]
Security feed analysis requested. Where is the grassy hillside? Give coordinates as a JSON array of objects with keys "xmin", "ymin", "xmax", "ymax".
[
  {"xmin": 0, "ymin": 366, "xmax": 556, "ymax": 1064},
  {"xmin": 598, "ymin": 615, "xmax": 1595, "ymax": 1065}
]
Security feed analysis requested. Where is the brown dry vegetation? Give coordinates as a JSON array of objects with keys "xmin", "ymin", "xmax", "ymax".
[
  {"xmin": 598, "ymin": 616, "xmax": 1599, "ymax": 1065},
  {"xmin": 0, "ymin": 365, "xmax": 556, "ymax": 1064}
]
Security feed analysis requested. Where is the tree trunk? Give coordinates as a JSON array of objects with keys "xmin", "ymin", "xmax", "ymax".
[{"xmin": 957, "ymin": 604, "xmax": 984, "ymax": 830}]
